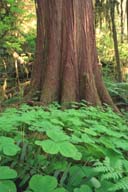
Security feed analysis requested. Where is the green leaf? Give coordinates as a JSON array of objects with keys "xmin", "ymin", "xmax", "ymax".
[
  {"xmin": 84, "ymin": 128, "xmax": 97, "ymax": 136},
  {"xmin": 95, "ymin": 181, "xmax": 115, "ymax": 192},
  {"xmin": 81, "ymin": 134, "xmax": 95, "ymax": 144},
  {"xmin": 0, "ymin": 136, "xmax": 20, "ymax": 156},
  {"xmin": 29, "ymin": 175, "xmax": 58, "ymax": 192},
  {"xmin": 0, "ymin": 166, "xmax": 17, "ymax": 179},
  {"xmin": 46, "ymin": 129, "xmax": 69, "ymax": 142},
  {"xmin": 35, "ymin": 140, "xmax": 59, "ymax": 154},
  {"xmin": 59, "ymin": 141, "xmax": 82, "ymax": 160},
  {"xmin": 36, "ymin": 139, "xmax": 81, "ymax": 160},
  {"xmin": 109, "ymin": 177, "xmax": 128, "ymax": 191},
  {"xmin": 53, "ymin": 188, "xmax": 67, "ymax": 192},
  {"xmin": 74, "ymin": 185, "xmax": 92, "ymax": 192},
  {"xmin": 90, "ymin": 177, "xmax": 101, "ymax": 189},
  {"xmin": 50, "ymin": 119, "xmax": 64, "ymax": 126},
  {"xmin": 0, "ymin": 180, "xmax": 16, "ymax": 192},
  {"xmin": 71, "ymin": 135, "xmax": 82, "ymax": 143},
  {"xmin": 52, "ymin": 161, "xmax": 68, "ymax": 171},
  {"xmin": 24, "ymin": 191, "xmax": 32, "ymax": 192},
  {"xmin": 69, "ymin": 166, "xmax": 86, "ymax": 186}
]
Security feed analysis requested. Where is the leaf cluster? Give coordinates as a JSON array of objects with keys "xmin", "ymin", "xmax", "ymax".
[{"xmin": 0, "ymin": 103, "xmax": 128, "ymax": 191}]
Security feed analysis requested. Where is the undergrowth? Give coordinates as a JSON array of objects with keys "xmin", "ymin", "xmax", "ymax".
[
  {"xmin": 106, "ymin": 81, "xmax": 128, "ymax": 103},
  {"xmin": 0, "ymin": 103, "xmax": 128, "ymax": 192}
]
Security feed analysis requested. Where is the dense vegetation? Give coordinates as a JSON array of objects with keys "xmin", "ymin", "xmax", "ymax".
[{"xmin": 0, "ymin": 103, "xmax": 128, "ymax": 192}]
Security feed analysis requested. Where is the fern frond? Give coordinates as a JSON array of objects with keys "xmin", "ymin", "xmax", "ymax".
[
  {"xmin": 109, "ymin": 177, "xmax": 128, "ymax": 191},
  {"xmin": 94, "ymin": 165, "xmax": 113, "ymax": 173},
  {"xmin": 102, "ymin": 171, "xmax": 122, "ymax": 181},
  {"xmin": 94, "ymin": 157, "xmax": 114, "ymax": 173}
]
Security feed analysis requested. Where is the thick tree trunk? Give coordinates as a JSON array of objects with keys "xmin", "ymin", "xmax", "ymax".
[{"xmin": 28, "ymin": 0, "xmax": 118, "ymax": 111}]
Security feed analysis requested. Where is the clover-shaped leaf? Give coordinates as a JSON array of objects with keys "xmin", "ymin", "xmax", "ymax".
[
  {"xmin": 46, "ymin": 129, "xmax": 69, "ymax": 142},
  {"xmin": 29, "ymin": 175, "xmax": 58, "ymax": 192},
  {"xmin": 0, "ymin": 166, "xmax": 17, "ymax": 180},
  {"xmin": 0, "ymin": 136, "xmax": 20, "ymax": 156},
  {"xmin": 35, "ymin": 140, "xmax": 82, "ymax": 160},
  {"xmin": 0, "ymin": 180, "xmax": 16, "ymax": 192},
  {"xmin": 74, "ymin": 185, "xmax": 92, "ymax": 192},
  {"xmin": 59, "ymin": 141, "xmax": 82, "ymax": 160},
  {"xmin": 35, "ymin": 140, "xmax": 59, "ymax": 154}
]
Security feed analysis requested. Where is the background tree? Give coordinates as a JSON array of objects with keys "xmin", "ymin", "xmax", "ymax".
[
  {"xmin": 28, "ymin": 0, "xmax": 117, "ymax": 110},
  {"xmin": 95, "ymin": 0, "xmax": 128, "ymax": 81},
  {"xmin": 0, "ymin": 0, "xmax": 36, "ymax": 101},
  {"xmin": 110, "ymin": 0, "xmax": 122, "ymax": 82}
]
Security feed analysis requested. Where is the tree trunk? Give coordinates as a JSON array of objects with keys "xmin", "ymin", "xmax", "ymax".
[
  {"xmin": 120, "ymin": 0, "xmax": 124, "ymax": 43},
  {"xmin": 27, "ymin": 0, "xmax": 118, "ymax": 111},
  {"xmin": 110, "ymin": 0, "xmax": 122, "ymax": 82}
]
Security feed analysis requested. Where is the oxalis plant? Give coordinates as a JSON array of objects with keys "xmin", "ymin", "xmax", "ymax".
[{"xmin": 0, "ymin": 102, "xmax": 128, "ymax": 192}]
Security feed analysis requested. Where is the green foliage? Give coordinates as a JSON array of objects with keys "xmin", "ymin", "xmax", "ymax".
[
  {"xmin": 118, "ymin": 43, "xmax": 128, "ymax": 66},
  {"xmin": 0, "ymin": 0, "xmax": 24, "ymax": 52},
  {"xmin": 0, "ymin": 136, "xmax": 20, "ymax": 156},
  {"xmin": 96, "ymin": 0, "xmax": 128, "ymax": 79},
  {"xmin": 74, "ymin": 185, "xmax": 92, "ymax": 192},
  {"xmin": 97, "ymin": 29, "xmax": 128, "ymax": 69},
  {"xmin": 0, "ymin": 0, "xmax": 36, "ymax": 102},
  {"xmin": 0, "ymin": 166, "xmax": 17, "ymax": 180},
  {"xmin": 28, "ymin": 175, "xmax": 66, "ymax": 192},
  {"xmin": 0, "ymin": 180, "xmax": 17, "ymax": 192},
  {"xmin": 96, "ymin": 28, "xmax": 114, "ymax": 64},
  {"xmin": 0, "ymin": 103, "xmax": 128, "ymax": 191},
  {"xmin": 105, "ymin": 80, "xmax": 128, "ymax": 107},
  {"xmin": 0, "ymin": 0, "xmax": 36, "ymax": 54},
  {"xmin": 0, "ymin": 166, "xmax": 17, "ymax": 191}
]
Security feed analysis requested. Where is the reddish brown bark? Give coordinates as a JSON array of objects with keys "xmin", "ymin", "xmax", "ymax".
[{"xmin": 28, "ymin": 0, "xmax": 118, "ymax": 111}]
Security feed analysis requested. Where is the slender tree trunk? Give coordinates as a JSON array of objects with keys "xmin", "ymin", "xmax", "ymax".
[
  {"xmin": 121, "ymin": 0, "xmax": 124, "ymax": 43},
  {"xmin": 110, "ymin": 1, "xmax": 122, "ymax": 82},
  {"xmin": 27, "ymin": 0, "xmax": 118, "ymax": 111},
  {"xmin": 126, "ymin": 0, "xmax": 128, "ymax": 42}
]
